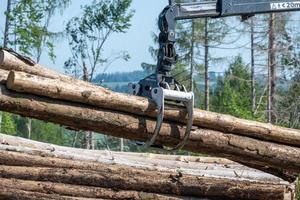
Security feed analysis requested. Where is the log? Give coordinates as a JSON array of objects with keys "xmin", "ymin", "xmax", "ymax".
[
  {"xmin": 0, "ymin": 178, "xmax": 180, "ymax": 200},
  {"xmin": 0, "ymin": 187, "xmax": 98, "ymax": 200},
  {"xmin": 0, "ymin": 85, "xmax": 299, "ymax": 181},
  {"xmin": 0, "ymin": 69, "xmax": 8, "ymax": 84},
  {"xmin": 0, "ymin": 164, "xmax": 293, "ymax": 200},
  {"xmin": 0, "ymin": 140, "xmax": 296, "ymax": 200},
  {"xmin": 1, "ymin": 51, "xmax": 299, "ymax": 147},
  {"xmin": 0, "ymin": 132, "xmax": 238, "ymax": 165},
  {"xmin": 1, "ymin": 133, "xmax": 237, "ymax": 165},
  {"xmin": 1, "ymin": 139, "xmax": 294, "ymax": 200},
  {"xmin": 0, "ymin": 143, "xmax": 285, "ymax": 183}
]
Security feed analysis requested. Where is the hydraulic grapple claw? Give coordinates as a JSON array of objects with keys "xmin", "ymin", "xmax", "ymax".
[{"xmin": 144, "ymin": 87, "xmax": 194, "ymax": 150}]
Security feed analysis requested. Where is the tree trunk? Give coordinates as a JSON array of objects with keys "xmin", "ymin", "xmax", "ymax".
[
  {"xmin": 26, "ymin": 118, "xmax": 32, "ymax": 139},
  {"xmin": 0, "ymin": 85, "xmax": 299, "ymax": 181},
  {"xmin": 189, "ymin": 20, "xmax": 195, "ymax": 92},
  {"xmin": 204, "ymin": 18, "xmax": 209, "ymax": 111},
  {"xmin": 268, "ymin": 13, "xmax": 276, "ymax": 123},
  {"xmin": 5, "ymin": 69, "xmax": 300, "ymax": 148},
  {"xmin": 120, "ymin": 138, "xmax": 124, "ymax": 152},
  {"xmin": 3, "ymin": 0, "xmax": 12, "ymax": 48},
  {"xmin": 0, "ymin": 178, "xmax": 179, "ymax": 200},
  {"xmin": 250, "ymin": 18, "xmax": 256, "ymax": 115},
  {"xmin": 82, "ymin": 62, "xmax": 93, "ymax": 150}
]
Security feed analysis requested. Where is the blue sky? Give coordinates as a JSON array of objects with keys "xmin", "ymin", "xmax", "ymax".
[
  {"xmin": 0, "ymin": 0, "xmax": 171, "ymax": 73},
  {"xmin": 0, "ymin": 0, "xmax": 278, "ymax": 74}
]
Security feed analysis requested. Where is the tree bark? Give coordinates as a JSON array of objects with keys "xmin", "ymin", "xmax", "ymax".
[
  {"xmin": 0, "ymin": 165, "xmax": 293, "ymax": 200},
  {"xmin": 268, "ymin": 13, "xmax": 276, "ymax": 123},
  {"xmin": 0, "ymin": 178, "xmax": 179, "ymax": 200},
  {"xmin": 0, "ymin": 187, "xmax": 98, "ymax": 200},
  {"xmin": 1, "ymin": 50, "xmax": 300, "ymax": 147},
  {"xmin": 0, "ymin": 85, "xmax": 299, "ymax": 181}
]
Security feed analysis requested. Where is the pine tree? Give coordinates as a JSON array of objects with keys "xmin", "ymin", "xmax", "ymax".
[
  {"xmin": 1, "ymin": 113, "xmax": 16, "ymax": 135},
  {"xmin": 211, "ymin": 56, "xmax": 254, "ymax": 120}
]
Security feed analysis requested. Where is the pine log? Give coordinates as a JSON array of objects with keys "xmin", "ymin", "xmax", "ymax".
[
  {"xmin": 0, "ymin": 165, "xmax": 293, "ymax": 200},
  {"xmin": 0, "ymin": 85, "xmax": 299, "ymax": 181},
  {"xmin": 0, "ymin": 178, "xmax": 180, "ymax": 200},
  {"xmin": 0, "ymin": 187, "xmax": 98, "ymax": 200},
  {"xmin": 0, "ymin": 132, "xmax": 237, "ymax": 165},
  {"xmin": 0, "ymin": 142, "xmax": 286, "ymax": 183},
  {"xmin": 0, "ymin": 50, "xmax": 96, "ymax": 89},
  {"xmin": 1, "ymin": 140, "xmax": 294, "ymax": 199},
  {"xmin": 0, "ymin": 140, "xmax": 296, "ymax": 200},
  {"xmin": 0, "ymin": 145, "xmax": 285, "ymax": 183},
  {"xmin": 1, "ymin": 52, "xmax": 300, "ymax": 147}
]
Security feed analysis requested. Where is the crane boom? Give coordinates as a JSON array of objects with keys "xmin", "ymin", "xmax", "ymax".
[{"xmin": 176, "ymin": 0, "xmax": 300, "ymax": 20}]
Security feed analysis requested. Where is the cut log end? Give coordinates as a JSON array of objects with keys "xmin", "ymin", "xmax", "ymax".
[{"xmin": 6, "ymin": 70, "xmax": 15, "ymax": 90}]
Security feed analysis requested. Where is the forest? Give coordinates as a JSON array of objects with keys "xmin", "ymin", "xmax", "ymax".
[{"xmin": 1, "ymin": 0, "xmax": 299, "ymax": 154}]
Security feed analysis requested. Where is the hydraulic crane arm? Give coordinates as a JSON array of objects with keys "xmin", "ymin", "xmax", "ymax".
[
  {"xmin": 129, "ymin": 0, "xmax": 300, "ymax": 150},
  {"xmin": 165, "ymin": 0, "xmax": 300, "ymax": 42},
  {"xmin": 171, "ymin": 0, "xmax": 300, "ymax": 20}
]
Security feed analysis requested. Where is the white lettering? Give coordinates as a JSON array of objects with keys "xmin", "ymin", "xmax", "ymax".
[{"xmin": 271, "ymin": 2, "xmax": 300, "ymax": 10}]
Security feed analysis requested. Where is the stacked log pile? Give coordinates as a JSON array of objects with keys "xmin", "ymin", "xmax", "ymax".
[
  {"xmin": 0, "ymin": 133, "xmax": 297, "ymax": 200},
  {"xmin": 0, "ymin": 49, "xmax": 300, "ymax": 183}
]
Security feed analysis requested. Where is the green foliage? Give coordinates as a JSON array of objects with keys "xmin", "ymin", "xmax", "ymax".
[
  {"xmin": 65, "ymin": 0, "xmax": 134, "ymax": 81},
  {"xmin": 277, "ymin": 73, "xmax": 300, "ymax": 128},
  {"xmin": 30, "ymin": 119, "xmax": 69, "ymax": 146},
  {"xmin": 1, "ymin": 112, "xmax": 16, "ymax": 135},
  {"xmin": 211, "ymin": 56, "xmax": 254, "ymax": 120},
  {"xmin": 9, "ymin": 0, "xmax": 70, "ymax": 61}
]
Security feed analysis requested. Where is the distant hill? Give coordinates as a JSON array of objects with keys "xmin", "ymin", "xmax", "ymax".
[
  {"xmin": 93, "ymin": 70, "xmax": 224, "ymax": 93},
  {"xmin": 93, "ymin": 71, "xmax": 150, "ymax": 84}
]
